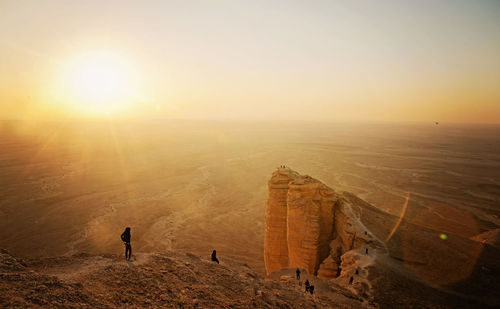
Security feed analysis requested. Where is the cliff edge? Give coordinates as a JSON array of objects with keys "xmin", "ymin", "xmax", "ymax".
[
  {"xmin": 264, "ymin": 168, "xmax": 500, "ymax": 309},
  {"xmin": 265, "ymin": 168, "xmax": 383, "ymax": 277}
]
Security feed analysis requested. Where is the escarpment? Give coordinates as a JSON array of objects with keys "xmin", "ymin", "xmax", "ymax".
[
  {"xmin": 264, "ymin": 168, "xmax": 377, "ymax": 278},
  {"xmin": 286, "ymin": 175, "xmax": 336, "ymax": 276},
  {"xmin": 264, "ymin": 169, "xmax": 300, "ymax": 273}
]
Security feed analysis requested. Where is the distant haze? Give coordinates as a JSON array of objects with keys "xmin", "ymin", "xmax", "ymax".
[{"xmin": 1, "ymin": 0, "xmax": 500, "ymax": 123}]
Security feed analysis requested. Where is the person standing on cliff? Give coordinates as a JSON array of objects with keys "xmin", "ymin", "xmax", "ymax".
[
  {"xmin": 120, "ymin": 227, "xmax": 132, "ymax": 261},
  {"xmin": 296, "ymin": 268, "xmax": 301, "ymax": 280},
  {"xmin": 211, "ymin": 250, "xmax": 219, "ymax": 264},
  {"xmin": 305, "ymin": 279, "xmax": 310, "ymax": 292}
]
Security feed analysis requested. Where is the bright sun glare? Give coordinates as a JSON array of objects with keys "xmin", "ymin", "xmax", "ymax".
[
  {"xmin": 57, "ymin": 51, "xmax": 136, "ymax": 116},
  {"xmin": 72, "ymin": 58, "xmax": 125, "ymax": 102}
]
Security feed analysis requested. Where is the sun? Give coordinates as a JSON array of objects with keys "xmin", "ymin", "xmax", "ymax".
[
  {"xmin": 57, "ymin": 51, "xmax": 136, "ymax": 115},
  {"xmin": 71, "ymin": 57, "xmax": 125, "ymax": 102}
]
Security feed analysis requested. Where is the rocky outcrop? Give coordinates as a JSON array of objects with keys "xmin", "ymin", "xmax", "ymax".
[
  {"xmin": 264, "ymin": 168, "xmax": 375, "ymax": 278},
  {"xmin": 264, "ymin": 169, "xmax": 300, "ymax": 274},
  {"xmin": 0, "ymin": 248, "xmax": 26, "ymax": 271},
  {"xmin": 264, "ymin": 169, "xmax": 500, "ymax": 308},
  {"xmin": 0, "ymin": 249, "xmax": 368, "ymax": 308},
  {"xmin": 316, "ymin": 255, "xmax": 339, "ymax": 280}
]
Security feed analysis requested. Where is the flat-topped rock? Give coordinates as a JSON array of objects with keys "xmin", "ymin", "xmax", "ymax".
[{"xmin": 264, "ymin": 168, "xmax": 377, "ymax": 278}]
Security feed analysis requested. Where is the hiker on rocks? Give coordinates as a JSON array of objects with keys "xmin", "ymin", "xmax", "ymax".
[
  {"xmin": 211, "ymin": 250, "xmax": 219, "ymax": 264},
  {"xmin": 309, "ymin": 285, "xmax": 315, "ymax": 295},
  {"xmin": 296, "ymin": 268, "xmax": 301, "ymax": 280},
  {"xmin": 120, "ymin": 227, "xmax": 132, "ymax": 261},
  {"xmin": 349, "ymin": 276, "xmax": 354, "ymax": 284},
  {"xmin": 365, "ymin": 248, "xmax": 368, "ymax": 254},
  {"xmin": 305, "ymin": 279, "xmax": 310, "ymax": 292}
]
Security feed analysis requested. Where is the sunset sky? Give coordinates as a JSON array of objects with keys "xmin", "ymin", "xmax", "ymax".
[{"xmin": 1, "ymin": 0, "xmax": 499, "ymax": 123}]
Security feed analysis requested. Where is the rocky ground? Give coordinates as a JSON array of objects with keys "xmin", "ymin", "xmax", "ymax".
[
  {"xmin": 0, "ymin": 248, "xmax": 369, "ymax": 308},
  {"xmin": 1, "ymin": 243, "xmax": 498, "ymax": 309}
]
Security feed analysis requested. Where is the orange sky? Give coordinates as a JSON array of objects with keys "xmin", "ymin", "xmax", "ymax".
[{"xmin": 1, "ymin": 0, "xmax": 499, "ymax": 123}]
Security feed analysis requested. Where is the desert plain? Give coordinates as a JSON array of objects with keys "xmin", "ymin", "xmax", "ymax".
[{"xmin": 0, "ymin": 120, "xmax": 499, "ymax": 306}]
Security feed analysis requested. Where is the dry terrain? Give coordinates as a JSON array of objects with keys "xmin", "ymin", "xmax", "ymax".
[
  {"xmin": 0, "ymin": 120, "xmax": 499, "ymax": 307},
  {"xmin": 1, "ymin": 248, "xmax": 370, "ymax": 308}
]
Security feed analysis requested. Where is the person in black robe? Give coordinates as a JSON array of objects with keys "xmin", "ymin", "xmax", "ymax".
[{"xmin": 120, "ymin": 227, "xmax": 132, "ymax": 261}]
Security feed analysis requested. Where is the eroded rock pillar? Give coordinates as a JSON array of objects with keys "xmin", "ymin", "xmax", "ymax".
[{"xmin": 264, "ymin": 169, "xmax": 297, "ymax": 275}]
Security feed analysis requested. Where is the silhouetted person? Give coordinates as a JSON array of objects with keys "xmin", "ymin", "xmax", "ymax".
[
  {"xmin": 296, "ymin": 268, "xmax": 301, "ymax": 280},
  {"xmin": 365, "ymin": 248, "xmax": 368, "ymax": 254},
  {"xmin": 355, "ymin": 269, "xmax": 359, "ymax": 275},
  {"xmin": 305, "ymin": 279, "xmax": 310, "ymax": 292},
  {"xmin": 211, "ymin": 250, "xmax": 219, "ymax": 264},
  {"xmin": 309, "ymin": 285, "xmax": 315, "ymax": 295},
  {"xmin": 120, "ymin": 227, "xmax": 131, "ymax": 261},
  {"xmin": 349, "ymin": 276, "xmax": 354, "ymax": 284}
]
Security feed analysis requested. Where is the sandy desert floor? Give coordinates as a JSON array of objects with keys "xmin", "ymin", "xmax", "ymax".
[{"xmin": 0, "ymin": 119, "xmax": 498, "ymax": 281}]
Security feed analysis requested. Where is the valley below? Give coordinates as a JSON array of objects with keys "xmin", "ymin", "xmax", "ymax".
[{"xmin": 0, "ymin": 120, "xmax": 499, "ymax": 307}]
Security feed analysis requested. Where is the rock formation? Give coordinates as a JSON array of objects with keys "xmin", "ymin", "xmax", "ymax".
[
  {"xmin": 286, "ymin": 174, "xmax": 336, "ymax": 276},
  {"xmin": 264, "ymin": 168, "xmax": 374, "ymax": 278},
  {"xmin": 264, "ymin": 169, "xmax": 299, "ymax": 274}
]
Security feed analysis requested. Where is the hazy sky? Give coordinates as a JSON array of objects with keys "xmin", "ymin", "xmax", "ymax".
[{"xmin": 1, "ymin": 0, "xmax": 499, "ymax": 123}]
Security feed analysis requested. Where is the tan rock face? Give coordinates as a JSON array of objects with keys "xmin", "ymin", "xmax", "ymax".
[
  {"xmin": 264, "ymin": 169, "xmax": 298, "ymax": 275},
  {"xmin": 317, "ymin": 255, "xmax": 339, "ymax": 279},
  {"xmin": 264, "ymin": 168, "xmax": 375, "ymax": 277},
  {"xmin": 287, "ymin": 177, "xmax": 336, "ymax": 275},
  {"xmin": 264, "ymin": 168, "xmax": 336, "ymax": 275}
]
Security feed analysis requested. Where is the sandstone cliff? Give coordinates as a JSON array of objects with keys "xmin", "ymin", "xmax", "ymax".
[
  {"xmin": 264, "ymin": 169, "xmax": 299, "ymax": 274},
  {"xmin": 264, "ymin": 168, "xmax": 378, "ymax": 278}
]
